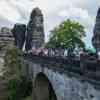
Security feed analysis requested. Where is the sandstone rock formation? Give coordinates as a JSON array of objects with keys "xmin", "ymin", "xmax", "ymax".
[
  {"xmin": 12, "ymin": 24, "xmax": 26, "ymax": 49},
  {"xmin": 0, "ymin": 27, "xmax": 14, "ymax": 77},
  {"xmin": 25, "ymin": 7, "xmax": 45, "ymax": 51},
  {"xmin": 0, "ymin": 77, "xmax": 8, "ymax": 100},
  {"xmin": 92, "ymin": 8, "xmax": 100, "ymax": 52},
  {"xmin": 0, "ymin": 27, "xmax": 14, "ymax": 57}
]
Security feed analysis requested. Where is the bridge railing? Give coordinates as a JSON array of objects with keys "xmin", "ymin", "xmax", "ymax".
[{"xmin": 25, "ymin": 47, "xmax": 98, "ymax": 61}]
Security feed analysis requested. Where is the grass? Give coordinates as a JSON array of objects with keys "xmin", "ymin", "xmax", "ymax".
[{"xmin": 24, "ymin": 96, "xmax": 32, "ymax": 100}]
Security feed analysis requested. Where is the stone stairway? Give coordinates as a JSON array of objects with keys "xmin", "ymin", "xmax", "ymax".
[{"xmin": 0, "ymin": 76, "xmax": 8, "ymax": 100}]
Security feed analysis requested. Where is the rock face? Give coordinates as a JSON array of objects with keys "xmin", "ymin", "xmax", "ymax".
[
  {"xmin": 12, "ymin": 24, "xmax": 26, "ymax": 49},
  {"xmin": 92, "ymin": 8, "xmax": 100, "ymax": 52},
  {"xmin": 0, "ymin": 27, "xmax": 14, "ymax": 76},
  {"xmin": 0, "ymin": 27, "xmax": 14, "ymax": 57},
  {"xmin": 0, "ymin": 77, "xmax": 8, "ymax": 100},
  {"xmin": 25, "ymin": 7, "xmax": 44, "ymax": 51},
  {"xmin": 7, "ymin": 7, "xmax": 45, "ymax": 51}
]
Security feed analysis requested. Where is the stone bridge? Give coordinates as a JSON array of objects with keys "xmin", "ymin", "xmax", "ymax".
[{"xmin": 23, "ymin": 53, "xmax": 100, "ymax": 100}]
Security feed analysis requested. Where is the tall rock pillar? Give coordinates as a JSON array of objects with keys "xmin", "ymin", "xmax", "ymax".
[
  {"xmin": 25, "ymin": 7, "xmax": 45, "ymax": 51},
  {"xmin": 12, "ymin": 24, "xmax": 26, "ymax": 50},
  {"xmin": 92, "ymin": 8, "xmax": 100, "ymax": 52}
]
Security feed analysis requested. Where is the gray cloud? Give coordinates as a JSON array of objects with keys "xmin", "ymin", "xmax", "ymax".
[{"xmin": 0, "ymin": 16, "xmax": 13, "ymax": 28}]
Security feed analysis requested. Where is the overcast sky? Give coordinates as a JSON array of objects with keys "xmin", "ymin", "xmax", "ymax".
[{"xmin": 0, "ymin": 0, "xmax": 100, "ymax": 48}]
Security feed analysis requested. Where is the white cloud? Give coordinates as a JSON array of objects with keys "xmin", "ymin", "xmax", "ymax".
[
  {"xmin": 59, "ymin": 7, "xmax": 89, "ymax": 19},
  {"xmin": 0, "ymin": 0, "xmax": 35, "ymax": 23},
  {"xmin": 0, "ymin": 0, "xmax": 21, "ymax": 23},
  {"xmin": 58, "ymin": 7, "xmax": 94, "ymax": 29}
]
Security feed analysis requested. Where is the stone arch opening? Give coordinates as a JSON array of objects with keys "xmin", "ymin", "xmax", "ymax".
[{"xmin": 33, "ymin": 72, "xmax": 57, "ymax": 100}]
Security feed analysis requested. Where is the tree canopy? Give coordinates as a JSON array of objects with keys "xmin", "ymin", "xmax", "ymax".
[{"xmin": 46, "ymin": 19, "xmax": 86, "ymax": 50}]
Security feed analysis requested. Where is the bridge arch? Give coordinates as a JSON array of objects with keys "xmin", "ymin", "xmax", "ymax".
[{"xmin": 33, "ymin": 72, "xmax": 57, "ymax": 100}]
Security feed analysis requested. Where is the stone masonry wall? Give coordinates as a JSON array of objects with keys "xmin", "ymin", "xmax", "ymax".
[{"xmin": 24, "ymin": 59, "xmax": 100, "ymax": 100}]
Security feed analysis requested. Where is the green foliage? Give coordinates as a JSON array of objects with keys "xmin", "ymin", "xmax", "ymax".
[
  {"xmin": 24, "ymin": 96, "xmax": 32, "ymax": 100},
  {"xmin": 46, "ymin": 19, "xmax": 85, "ymax": 50},
  {"xmin": 17, "ymin": 77, "xmax": 32, "ymax": 99},
  {"xmin": 4, "ymin": 46, "xmax": 23, "ymax": 79},
  {"xmin": 8, "ymin": 77, "xmax": 32, "ymax": 100},
  {"xmin": 8, "ymin": 79, "xmax": 18, "ymax": 100}
]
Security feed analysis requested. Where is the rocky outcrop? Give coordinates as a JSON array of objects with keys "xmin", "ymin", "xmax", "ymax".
[
  {"xmin": 1, "ymin": 8, "xmax": 45, "ymax": 52},
  {"xmin": 0, "ymin": 27, "xmax": 14, "ymax": 100},
  {"xmin": 25, "ymin": 7, "xmax": 44, "ymax": 51},
  {"xmin": 0, "ymin": 27, "xmax": 14, "ymax": 77},
  {"xmin": 11, "ymin": 8, "xmax": 45, "ymax": 51},
  {"xmin": 0, "ymin": 77, "xmax": 8, "ymax": 100},
  {"xmin": 0, "ymin": 27, "xmax": 14, "ymax": 57},
  {"xmin": 12, "ymin": 24, "xmax": 26, "ymax": 49},
  {"xmin": 92, "ymin": 8, "xmax": 100, "ymax": 52}
]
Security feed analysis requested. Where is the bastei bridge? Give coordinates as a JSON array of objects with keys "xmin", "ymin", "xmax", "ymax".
[{"xmin": 22, "ymin": 52, "xmax": 100, "ymax": 100}]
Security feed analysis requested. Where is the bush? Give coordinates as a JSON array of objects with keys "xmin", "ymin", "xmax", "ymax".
[
  {"xmin": 4, "ymin": 46, "xmax": 24, "ymax": 78},
  {"xmin": 8, "ymin": 77, "xmax": 32, "ymax": 100},
  {"xmin": 8, "ymin": 79, "xmax": 19, "ymax": 100}
]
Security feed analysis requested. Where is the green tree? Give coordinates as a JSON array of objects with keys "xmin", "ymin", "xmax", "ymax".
[{"xmin": 46, "ymin": 19, "xmax": 85, "ymax": 50}]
